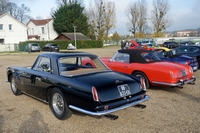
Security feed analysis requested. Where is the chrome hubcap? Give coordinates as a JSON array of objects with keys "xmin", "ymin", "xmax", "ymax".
[{"xmin": 52, "ymin": 93, "xmax": 64, "ymax": 115}]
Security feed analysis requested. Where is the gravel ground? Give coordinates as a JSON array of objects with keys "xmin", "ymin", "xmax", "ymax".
[{"xmin": 0, "ymin": 46, "xmax": 200, "ymax": 133}]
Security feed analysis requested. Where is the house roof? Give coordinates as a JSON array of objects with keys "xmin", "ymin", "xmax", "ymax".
[
  {"xmin": 27, "ymin": 18, "xmax": 53, "ymax": 26},
  {"xmin": 54, "ymin": 32, "xmax": 91, "ymax": 40},
  {"xmin": 0, "ymin": 13, "xmax": 28, "ymax": 29}
]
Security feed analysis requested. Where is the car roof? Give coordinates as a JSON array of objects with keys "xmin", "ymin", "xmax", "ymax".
[
  {"xmin": 39, "ymin": 51, "xmax": 97, "ymax": 59},
  {"xmin": 118, "ymin": 49, "xmax": 151, "ymax": 63}
]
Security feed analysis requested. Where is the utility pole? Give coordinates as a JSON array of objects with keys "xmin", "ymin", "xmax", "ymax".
[{"xmin": 73, "ymin": 25, "xmax": 77, "ymax": 49}]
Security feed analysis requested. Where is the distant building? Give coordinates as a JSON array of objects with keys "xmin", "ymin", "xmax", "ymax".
[
  {"xmin": 0, "ymin": 13, "xmax": 28, "ymax": 51},
  {"xmin": 0, "ymin": 13, "xmax": 28, "ymax": 44},
  {"xmin": 54, "ymin": 32, "xmax": 91, "ymax": 40},
  {"xmin": 26, "ymin": 18, "xmax": 58, "ymax": 41},
  {"xmin": 177, "ymin": 30, "xmax": 199, "ymax": 37}
]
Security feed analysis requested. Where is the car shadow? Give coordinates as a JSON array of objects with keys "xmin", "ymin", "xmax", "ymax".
[
  {"xmin": 0, "ymin": 115, "xmax": 3, "ymax": 133},
  {"xmin": 18, "ymin": 110, "xmax": 49, "ymax": 133},
  {"xmin": 149, "ymin": 86, "xmax": 200, "ymax": 103}
]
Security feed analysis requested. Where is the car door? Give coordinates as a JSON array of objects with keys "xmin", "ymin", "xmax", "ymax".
[
  {"xmin": 21, "ymin": 57, "xmax": 51, "ymax": 100},
  {"xmin": 108, "ymin": 53, "xmax": 129, "ymax": 73}
]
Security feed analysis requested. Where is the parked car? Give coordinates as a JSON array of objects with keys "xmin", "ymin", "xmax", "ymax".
[
  {"xmin": 179, "ymin": 41, "xmax": 195, "ymax": 46},
  {"xmin": 67, "ymin": 43, "xmax": 76, "ymax": 50},
  {"xmin": 98, "ymin": 49, "xmax": 196, "ymax": 89},
  {"xmin": 6, "ymin": 52, "xmax": 149, "ymax": 120},
  {"xmin": 162, "ymin": 41, "xmax": 179, "ymax": 48},
  {"xmin": 42, "ymin": 43, "xmax": 59, "ymax": 52},
  {"xmin": 25, "ymin": 43, "xmax": 40, "ymax": 52},
  {"xmin": 175, "ymin": 45, "xmax": 200, "ymax": 68},
  {"xmin": 153, "ymin": 49, "xmax": 198, "ymax": 72}
]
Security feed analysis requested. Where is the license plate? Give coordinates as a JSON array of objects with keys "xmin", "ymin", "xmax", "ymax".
[{"xmin": 117, "ymin": 84, "xmax": 131, "ymax": 97}]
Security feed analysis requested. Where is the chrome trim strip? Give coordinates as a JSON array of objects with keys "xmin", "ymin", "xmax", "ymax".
[
  {"xmin": 152, "ymin": 76, "xmax": 196, "ymax": 87},
  {"xmin": 69, "ymin": 95, "xmax": 150, "ymax": 116}
]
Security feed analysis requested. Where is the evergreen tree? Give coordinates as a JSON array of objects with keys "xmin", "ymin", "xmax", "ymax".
[{"xmin": 52, "ymin": 3, "xmax": 89, "ymax": 35}]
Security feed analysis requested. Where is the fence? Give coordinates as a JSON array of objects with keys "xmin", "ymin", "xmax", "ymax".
[{"xmin": 0, "ymin": 43, "xmax": 27, "ymax": 52}]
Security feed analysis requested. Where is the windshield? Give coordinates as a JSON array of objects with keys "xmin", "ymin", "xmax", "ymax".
[
  {"xmin": 141, "ymin": 52, "xmax": 161, "ymax": 62},
  {"xmin": 58, "ymin": 56, "xmax": 109, "ymax": 76}
]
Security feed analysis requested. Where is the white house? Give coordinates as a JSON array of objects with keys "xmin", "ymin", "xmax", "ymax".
[
  {"xmin": 26, "ymin": 18, "xmax": 58, "ymax": 41},
  {"xmin": 0, "ymin": 13, "xmax": 28, "ymax": 51}
]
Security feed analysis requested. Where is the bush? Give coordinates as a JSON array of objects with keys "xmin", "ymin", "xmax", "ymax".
[{"xmin": 20, "ymin": 40, "xmax": 103, "ymax": 50}]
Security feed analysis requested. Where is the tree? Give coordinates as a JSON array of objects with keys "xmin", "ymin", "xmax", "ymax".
[
  {"xmin": 52, "ymin": 3, "xmax": 89, "ymax": 35},
  {"xmin": 126, "ymin": 0, "xmax": 148, "ymax": 38},
  {"xmin": 14, "ymin": 4, "xmax": 31, "ymax": 24},
  {"xmin": 0, "ymin": 0, "xmax": 31, "ymax": 24},
  {"xmin": 87, "ymin": 0, "xmax": 116, "ymax": 40},
  {"xmin": 55, "ymin": 0, "xmax": 83, "ymax": 7},
  {"xmin": 150, "ymin": 0, "xmax": 173, "ymax": 37}
]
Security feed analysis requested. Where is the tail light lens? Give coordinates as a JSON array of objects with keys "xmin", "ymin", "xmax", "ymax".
[
  {"xmin": 140, "ymin": 77, "xmax": 146, "ymax": 91},
  {"xmin": 92, "ymin": 86, "xmax": 99, "ymax": 102}
]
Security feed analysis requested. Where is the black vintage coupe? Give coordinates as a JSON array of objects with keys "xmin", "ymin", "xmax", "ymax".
[{"xmin": 6, "ymin": 52, "xmax": 149, "ymax": 120}]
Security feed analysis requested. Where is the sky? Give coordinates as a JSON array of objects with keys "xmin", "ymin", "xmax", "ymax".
[{"xmin": 10, "ymin": 0, "xmax": 200, "ymax": 35}]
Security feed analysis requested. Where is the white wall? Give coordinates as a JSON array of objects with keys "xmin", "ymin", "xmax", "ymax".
[{"xmin": 0, "ymin": 14, "xmax": 28, "ymax": 44}]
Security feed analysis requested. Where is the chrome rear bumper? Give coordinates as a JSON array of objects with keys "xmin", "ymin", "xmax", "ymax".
[
  {"xmin": 152, "ymin": 76, "xmax": 196, "ymax": 87},
  {"xmin": 69, "ymin": 95, "xmax": 150, "ymax": 116}
]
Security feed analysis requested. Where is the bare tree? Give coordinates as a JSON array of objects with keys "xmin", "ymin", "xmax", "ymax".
[
  {"xmin": 126, "ymin": 1, "xmax": 139, "ymax": 37},
  {"xmin": 0, "ymin": 0, "xmax": 31, "ymax": 24},
  {"xmin": 55, "ymin": 0, "xmax": 83, "ymax": 7},
  {"xmin": 137, "ymin": 0, "xmax": 148, "ymax": 37},
  {"xmin": 104, "ymin": 1, "xmax": 116, "ymax": 41},
  {"xmin": 0, "ymin": 0, "xmax": 10, "ymax": 13},
  {"xmin": 87, "ymin": 0, "xmax": 116, "ymax": 40},
  {"xmin": 14, "ymin": 4, "xmax": 31, "ymax": 24},
  {"xmin": 150, "ymin": 0, "xmax": 173, "ymax": 37},
  {"xmin": 126, "ymin": 0, "xmax": 148, "ymax": 38}
]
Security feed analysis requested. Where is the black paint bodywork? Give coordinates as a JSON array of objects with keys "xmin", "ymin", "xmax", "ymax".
[{"xmin": 6, "ymin": 52, "xmax": 149, "ymax": 116}]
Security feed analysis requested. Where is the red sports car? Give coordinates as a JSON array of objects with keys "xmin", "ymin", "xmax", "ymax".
[
  {"xmin": 129, "ymin": 40, "xmax": 155, "ymax": 50},
  {"xmin": 100, "ymin": 49, "xmax": 196, "ymax": 89}
]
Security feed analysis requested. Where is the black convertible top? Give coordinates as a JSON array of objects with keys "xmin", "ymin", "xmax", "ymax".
[{"xmin": 118, "ymin": 49, "xmax": 157, "ymax": 63}]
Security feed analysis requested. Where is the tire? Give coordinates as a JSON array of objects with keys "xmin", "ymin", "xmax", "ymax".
[
  {"xmin": 49, "ymin": 88, "xmax": 72, "ymax": 120},
  {"xmin": 133, "ymin": 72, "xmax": 150, "ymax": 89},
  {"xmin": 10, "ymin": 75, "xmax": 22, "ymax": 96}
]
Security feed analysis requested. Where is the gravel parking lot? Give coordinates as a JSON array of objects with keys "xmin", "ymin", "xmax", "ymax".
[{"xmin": 0, "ymin": 45, "xmax": 200, "ymax": 133}]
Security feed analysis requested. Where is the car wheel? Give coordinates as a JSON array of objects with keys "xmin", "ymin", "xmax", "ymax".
[
  {"xmin": 133, "ymin": 72, "xmax": 150, "ymax": 89},
  {"xmin": 49, "ymin": 88, "xmax": 72, "ymax": 120},
  {"xmin": 10, "ymin": 75, "xmax": 22, "ymax": 95}
]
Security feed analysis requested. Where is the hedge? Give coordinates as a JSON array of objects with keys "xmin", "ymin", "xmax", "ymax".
[{"xmin": 19, "ymin": 40, "xmax": 103, "ymax": 50}]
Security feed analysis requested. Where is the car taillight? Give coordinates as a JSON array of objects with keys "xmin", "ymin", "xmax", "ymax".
[
  {"xmin": 140, "ymin": 77, "xmax": 146, "ymax": 91},
  {"xmin": 92, "ymin": 86, "xmax": 99, "ymax": 101}
]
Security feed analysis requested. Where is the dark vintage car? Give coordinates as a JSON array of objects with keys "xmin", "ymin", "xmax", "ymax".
[
  {"xmin": 153, "ymin": 49, "xmax": 198, "ymax": 72},
  {"xmin": 162, "ymin": 41, "xmax": 179, "ymax": 48},
  {"xmin": 42, "ymin": 43, "xmax": 59, "ymax": 52},
  {"xmin": 6, "ymin": 52, "xmax": 149, "ymax": 120},
  {"xmin": 175, "ymin": 45, "xmax": 200, "ymax": 68},
  {"xmin": 179, "ymin": 41, "xmax": 195, "ymax": 46}
]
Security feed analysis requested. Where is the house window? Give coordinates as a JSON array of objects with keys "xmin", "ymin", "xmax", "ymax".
[
  {"xmin": 41, "ymin": 27, "xmax": 45, "ymax": 34},
  {"xmin": 0, "ymin": 39, "xmax": 4, "ymax": 44},
  {"xmin": 9, "ymin": 24, "xmax": 12, "ymax": 30},
  {"xmin": 32, "ymin": 28, "xmax": 34, "ymax": 35},
  {"xmin": 0, "ymin": 24, "xmax": 3, "ymax": 30}
]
